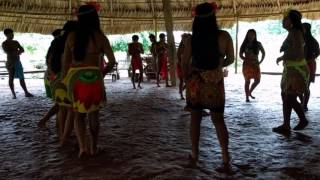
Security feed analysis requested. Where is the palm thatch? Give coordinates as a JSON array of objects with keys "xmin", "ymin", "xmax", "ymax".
[{"xmin": 0, "ymin": 0, "xmax": 320, "ymax": 35}]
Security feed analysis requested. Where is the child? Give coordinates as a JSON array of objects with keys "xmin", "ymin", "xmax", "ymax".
[{"xmin": 2, "ymin": 28, "xmax": 33, "ymax": 99}]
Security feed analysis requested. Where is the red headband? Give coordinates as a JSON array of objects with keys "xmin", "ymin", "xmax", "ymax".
[
  {"xmin": 192, "ymin": 2, "xmax": 219, "ymax": 17},
  {"xmin": 86, "ymin": 1, "xmax": 102, "ymax": 12}
]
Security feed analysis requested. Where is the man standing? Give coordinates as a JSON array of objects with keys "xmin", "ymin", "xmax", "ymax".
[{"xmin": 2, "ymin": 28, "xmax": 33, "ymax": 99}]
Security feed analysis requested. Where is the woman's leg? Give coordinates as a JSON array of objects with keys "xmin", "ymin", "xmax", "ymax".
[
  {"xmin": 131, "ymin": 66, "xmax": 136, "ymax": 89},
  {"xmin": 190, "ymin": 110, "xmax": 202, "ymax": 164},
  {"xmin": 244, "ymin": 80, "xmax": 250, "ymax": 102},
  {"xmin": 281, "ymin": 93, "xmax": 292, "ymax": 129},
  {"xmin": 74, "ymin": 112, "xmax": 88, "ymax": 157},
  {"xmin": 138, "ymin": 68, "xmax": 143, "ymax": 88},
  {"xmin": 88, "ymin": 111, "xmax": 100, "ymax": 155},
  {"xmin": 57, "ymin": 106, "xmax": 67, "ymax": 138},
  {"xmin": 211, "ymin": 112, "xmax": 230, "ymax": 165},
  {"xmin": 38, "ymin": 103, "xmax": 59, "ymax": 128},
  {"xmin": 156, "ymin": 58, "xmax": 162, "ymax": 87},
  {"xmin": 179, "ymin": 77, "xmax": 184, "ymax": 99},
  {"xmin": 60, "ymin": 109, "xmax": 74, "ymax": 146},
  {"xmin": 249, "ymin": 78, "xmax": 260, "ymax": 98},
  {"xmin": 303, "ymin": 81, "xmax": 311, "ymax": 111},
  {"xmin": 289, "ymin": 94, "xmax": 308, "ymax": 130}
]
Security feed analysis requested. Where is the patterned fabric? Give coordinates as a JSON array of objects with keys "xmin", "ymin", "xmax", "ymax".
[
  {"xmin": 159, "ymin": 53, "xmax": 168, "ymax": 80},
  {"xmin": 186, "ymin": 68, "xmax": 225, "ymax": 112},
  {"xmin": 62, "ymin": 67, "xmax": 106, "ymax": 113},
  {"xmin": 242, "ymin": 58, "xmax": 260, "ymax": 81},
  {"xmin": 307, "ymin": 59, "xmax": 316, "ymax": 82},
  {"xmin": 44, "ymin": 70, "xmax": 52, "ymax": 98},
  {"xmin": 281, "ymin": 60, "xmax": 309, "ymax": 95},
  {"xmin": 13, "ymin": 60, "xmax": 24, "ymax": 79}
]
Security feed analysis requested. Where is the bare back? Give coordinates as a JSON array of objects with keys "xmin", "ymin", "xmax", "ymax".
[{"xmin": 63, "ymin": 31, "xmax": 116, "ymax": 75}]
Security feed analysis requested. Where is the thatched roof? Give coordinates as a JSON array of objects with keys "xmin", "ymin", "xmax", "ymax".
[{"xmin": 1, "ymin": 0, "xmax": 320, "ymax": 35}]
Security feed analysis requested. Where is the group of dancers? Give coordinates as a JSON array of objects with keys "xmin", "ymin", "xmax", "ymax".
[
  {"xmin": 2, "ymin": 1, "xmax": 319, "ymax": 173},
  {"xmin": 128, "ymin": 33, "xmax": 171, "ymax": 89}
]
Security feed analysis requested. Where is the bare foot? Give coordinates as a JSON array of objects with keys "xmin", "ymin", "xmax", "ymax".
[
  {"xmin": 215, "ymin": 163, "xmax": 235, "ymax": 175},
  {"xmin": 90, "ymin": 147, "xmax": 104, "ymax": 156},
  {"xmin": 249, "ymin": 94, "xmax": 255, "ymax": 99},
  {"xmin": 187, "ymin": 154, "xmax": 198, "ymax": 168},
  {"xmin": 78, "ymin": 150, "xmax": 90, "ymax": 159},
  {"xmin": 25, "ymin": 93, "xmax": 34, "ymax": 97}
]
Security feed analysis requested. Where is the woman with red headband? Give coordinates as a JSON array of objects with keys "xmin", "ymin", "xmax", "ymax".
[
  {"xmin": 62, "ymin": 4, "xmax": 116, "ymax": 157},
  {"xmin": 182, "ymin": 2, "xmax": 234, "ymax": 171}
]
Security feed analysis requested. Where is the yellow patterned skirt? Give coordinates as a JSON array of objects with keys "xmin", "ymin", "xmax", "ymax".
[
  {"xmin": 281, "ymin": 60, "xmax": 309, "ymax": 95},
  {"xmin": 55, "ymin": 67, "xmax": 106, "ymax": 113}
]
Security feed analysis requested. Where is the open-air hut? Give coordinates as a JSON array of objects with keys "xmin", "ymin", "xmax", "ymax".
[{"xmin": 1, "ymin": 0, "xmax": 320, "ymax": 84}]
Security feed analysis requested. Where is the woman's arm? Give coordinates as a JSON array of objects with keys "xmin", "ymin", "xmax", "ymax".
[
  {"xmin": 181, "ymin": 36, "xmax": 192, "ymax": 79},
  {"xmin": 102, "ymin": 36, "xmax": 116, "ymax": 73},
  {"xmin": 259, "ymin": 42, "xmax": 265, "ymax": 64},
  {"xmin": 223, "ymin": 32, "xmax": 235, "ymax": 67}
]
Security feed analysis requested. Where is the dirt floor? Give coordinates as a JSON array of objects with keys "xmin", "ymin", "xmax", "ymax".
[{"xmin": 0, "ymin": 74, "xmax": 320, "ymax": 179}]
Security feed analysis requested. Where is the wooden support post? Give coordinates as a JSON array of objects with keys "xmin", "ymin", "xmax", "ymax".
[
  {"xmin": 162, "ymin": 0, "xmax": 176, "ymax": 86},
  {"xmin": 235, "ymin": 16, "xmax": 239, "ymax": 74},
  {"xmin": 151, "ymin": 0, "xmax": 158, "ymax": 40}
]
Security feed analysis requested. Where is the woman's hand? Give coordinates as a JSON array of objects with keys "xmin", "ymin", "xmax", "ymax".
[{"xmin": 276, "ymin": 57, "xmax": 283, "ymax": 65}]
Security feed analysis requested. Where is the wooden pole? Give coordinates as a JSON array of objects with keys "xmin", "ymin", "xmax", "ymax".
[
  {"xmin": 235, "ymin": 16, "xmax": 239, "ymax": 74},
  {"xmin": 162, "ymin": 0, "xmax": 176, "ymax": 86},
  {"xmin": 151, "ymin": 0, "xmax": 158, "ymax": 40}
]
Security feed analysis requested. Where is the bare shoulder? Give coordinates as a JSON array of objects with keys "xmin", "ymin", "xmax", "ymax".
[{"xmin": 218, "ymin": 30, "xmax": 232, "ymax": 40}]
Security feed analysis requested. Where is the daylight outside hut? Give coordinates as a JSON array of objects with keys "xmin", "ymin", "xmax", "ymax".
[{"xmin": 1, "ymin": 0, "xmax": 320, "ymax": 84}]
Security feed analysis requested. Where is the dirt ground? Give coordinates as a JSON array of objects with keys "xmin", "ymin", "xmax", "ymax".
[{"xmin": 0, "ymin": 74, "xmax": 320, "ymax": 179}]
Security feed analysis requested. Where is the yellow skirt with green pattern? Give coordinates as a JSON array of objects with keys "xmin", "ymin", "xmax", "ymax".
[
  {"xmin": 281, "ymin": 60, "xmax": 309, "ymax": 95},
  {"xmin": 55, "ymin": 67, "xmax": 106, "ymax": 113}
]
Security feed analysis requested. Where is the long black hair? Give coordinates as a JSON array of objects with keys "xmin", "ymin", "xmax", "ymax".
[
  {"xmin": 288, "ymin": 10, "xmax": 303, "ymax": 32},
  {"xmin": 74, "ymin": 5, "xmax": 102, "ymax": 61},
  {"xmin": 191, "ymin": 2, "xmax": 219, "ymax": 70},
  {"xmin": 240, "ymin": 29, "xmax": 259, "ymax": 55}
]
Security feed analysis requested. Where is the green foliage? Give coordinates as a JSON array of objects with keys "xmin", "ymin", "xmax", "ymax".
[
  {"xmin": 111, "ymin": 38, "xmax": 128, "ymax": 52},
  {"xmin": 139, "ymin": 32, "xmax": 151, "ymax": 53},
  {"xmin": 110, "ymin": 32, "xmax": 152, "ymax": 53},
  {"xmin": 266, "ymin": 21, "xmax": 286, "ymax": 35},
  {"xmin": 24, "ymin": 45, "xmax": 37, "ymax": 55}
]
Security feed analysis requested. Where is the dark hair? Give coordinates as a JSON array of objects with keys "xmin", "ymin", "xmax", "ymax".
[
  {"xmin": 288, "ymin": 10, "xmax": 303, "ymax": 32},
  {"xmin": 132, "ymin": 35, "xmax": 139, "ymax": 41},
  {"xmin": 4, "ymin": 28, "xmax": 13, "ymax": 35},
  {"xmin": 191, "ymin": 2, "xmax": 219, "ymax": 70},
  {"xmin": 51, "ymin": 29, "xmax": 62, "ymax": 37},
  {"xmin": 303, "ymin": 23, "xmax": 319, "ymax": 60},
  {"xmin": 303, "ymin": 23, "xmax": 311, "ymax": 37},
  {"xmin": 149, "ymin": 34, "xmax": 155, "ymax": 39},
  {"xmin": 240, "ymin": 29, "xmax": 259, "ymax": 55},
  {"xmin": 159, "ymin": 33, "xmax": 165, "ymax": 39},
  {"xmin": 74, "ymin": 5, "xmax": 101, "ymax": 61}
]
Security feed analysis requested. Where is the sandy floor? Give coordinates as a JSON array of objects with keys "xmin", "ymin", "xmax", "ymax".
[{"xmin": 0, "ymin": 74, "xmax": 320, "ymax": 179}]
